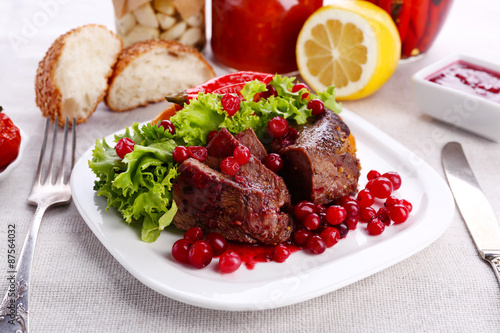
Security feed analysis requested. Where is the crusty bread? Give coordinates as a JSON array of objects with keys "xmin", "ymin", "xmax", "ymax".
[
  {"xmin": 35, "ymin": 24, "xmax": 122, "ymax": 127},
  {"xmin": 105, "ymin": 39, "xmax": 215, "ymax": 112}
]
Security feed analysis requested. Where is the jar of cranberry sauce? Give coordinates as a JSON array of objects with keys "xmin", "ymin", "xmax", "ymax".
[{"xmin": 211, "ymin": 0, "xmax": 323, "ymax": 74}]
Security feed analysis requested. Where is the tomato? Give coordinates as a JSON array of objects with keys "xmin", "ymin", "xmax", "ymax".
[{"xmin": 0, "ymin": 108, "xmax": 21, "ymax": 170}]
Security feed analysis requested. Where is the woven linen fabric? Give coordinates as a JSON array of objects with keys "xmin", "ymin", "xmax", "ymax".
[{"xmin": 1, "ymin": 0, "xmax": 500, "ymax": 332}]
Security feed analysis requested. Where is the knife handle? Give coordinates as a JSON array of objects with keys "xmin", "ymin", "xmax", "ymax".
[{"xmin": 483, "ymin": 251, "xmax": 500, "ymax": 286}]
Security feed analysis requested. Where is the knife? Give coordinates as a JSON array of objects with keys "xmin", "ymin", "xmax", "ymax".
[{"xmin": 442, "ymin": 142, "xmax": 500, "ymax": 285}]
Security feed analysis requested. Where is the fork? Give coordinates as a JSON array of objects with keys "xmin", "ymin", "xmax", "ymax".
[{"xmin": 0, "ymin": 117, "xmax": 76, "ymax": 333}]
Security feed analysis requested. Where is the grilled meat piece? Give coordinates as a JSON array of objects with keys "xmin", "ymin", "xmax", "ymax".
[
  {"xmin": 172, "ymin": 159, "xmax": 292, "ymax": 244},
  {"xmin": 235, "ymin": 128, "xmax": 267, "ymax": 161},
  {"xmin": 279, "ymin": 110, "xmax": 360, "ymax": 205}
]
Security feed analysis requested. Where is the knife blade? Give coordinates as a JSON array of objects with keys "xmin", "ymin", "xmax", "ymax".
[{"xmin": 442, "ymin": 142, "xmax": 500, "ymax": 284}]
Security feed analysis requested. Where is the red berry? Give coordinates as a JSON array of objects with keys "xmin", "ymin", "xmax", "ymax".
[
  {"xmin": 365, "ymin": 179, "xmax": 375, "ymax": 191},
  {"xmin": 293, "ymin": 228, "xmax": 313, "ymax": 246},
  {"xmin": 359, "ymin": 206, "xmax": 376, "ymax": 222},
  {"xmin": 307, "ymin": 99, "xmax": 325, "ymax": 116},
  {"xmin": 272, "ymin": 245, "xmax": 291, "ymax": 263},
  {"xmin": 291, "ymin": 83, "xmax": 310, "ymax": 99},
  {"xmin": 367, "ymin": 170, "xmax": 381, "ymax": 180},
  {"xmin": 188, "ymin": 240, "xmax": 213, "ymax": 269},
  {"xmin": 303, "ymin": 213, "xmax": 321, "ymax": 231},
  {"xmin": 343, "ymin": 201, "xmax": 360, "ymax": 219},
  {"xmin": 218, "ymin": 251, "xmax": 242, "ymax": 273},
  {"xmin": 400, "ymin": 199, "xmax": 413, "ymax": 212},
  {"xmin": 315, "ymin": 204, "xmax": 326, "ymax": 215},
  {"xmin": 371, "ymin": 177, "xmax": 394, "ymax": 199},
  {"xmin": 233, "ymin": 145, "xmax": 251, "ymax": 165},
  {"xmin": 367, "ymin": 218, "xmax": 385, "ymax": 235},
  {"xmin": 382, "ymin": 171, "xmax": 402, "ymax": 191},
  {"xmin": 390, "ymin": 204, "xmax": 410, "ymax": 224},
  {"xmin": 335, "ymin": 222, "xmax": 349, "ymax": 238},
  {"xmin": 207, "ymin": 130, "xmax": 218, "ymax": 142},
  {"xmin": 184, "ymin": 226, "xmax": 203, "ymax": 242},
  {"xmin": 187, "ymin": 146, "xmax": 208, "ymax": 162},
  {"xmin": 384, "ymin": 195, "xmax": 400, "ymax": 209},
  {"xmin": 267, "ymin": 117, "xmax": 289, "ymax": 138},
  {"xmin": 340, "ymin": 195, "xmax": 356, "ymax": 206},
  {"xmin": 286, "ymin": 127, "xmax": 299, "ymax": 140},
  {"xmin": 376, "ymin": 207, "xmax": 391, "ymax": 226},
  {"xmin": 263, "ymin": 153, "xmax": 283, "ymax": 172},
  {"xmin": 307, "ymin": 235, "xmax": 326, "ymax": 254},
  {"xmin": 205, "ymin": 232, "xmax": 227, "ymax": 256},
  {"xmin": 159, "ymin": 120, "xmax": 175, "ymax": 135},
  {"xmin": 320, "ymin": 227, "xmax": 340, "ymax": 248},
  {"xmin": 221, "ymin": 93, "xmax": 241, "ymax": 116},
  {"xmin": 116, "ymin": 137, "xmax": 135, "ymax": 159},
  {"xmin": 220, "ymin": 156, "xmax": 240, "ymax": 176},
  {"xmin": 172, "ymin": 239, "xmax": 192, "ymax": 264},
  {"xmin": 346, "ymin": 216, "xmax": 359, "ymax": 230},
  {"xmin": 326, "ymin": 205, "xmax": 347, "ymax": 225},
  {"xmin": 294, "ymin": 201, "xmax": 316, "ymax": 221},
  {"xmin": 172, "ymin": 146, "xmax": 189, "ymax": 163},
  {"xmin": 356, "ymin": 189, "xmax": 374, "ymax": 207},
  {"xmin": 261, "ymin": 84, "xmax": 278, "ymax": 99}
]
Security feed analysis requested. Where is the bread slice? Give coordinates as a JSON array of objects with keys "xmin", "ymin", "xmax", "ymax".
[
  {"xmin": 35, "ymin": 24, "xmax": 122, "ymax": 127},
  {"xmin": 105, "ymin": 39, "xmax": 215, "ymax": 112}
]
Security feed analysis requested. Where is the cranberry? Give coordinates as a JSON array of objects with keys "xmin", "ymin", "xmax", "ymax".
[
  {"xmin": 188, "ymin": 240, "xmax": 213, "ymax": 269},
  {"xmin": 340, "ymin": 195, "xmax": 356, "ymax": 206},
  {"xmin": 221, "ymin": 93, "xmax": 241, "ymax": 116},
  {"xmin": 115, "ymin": 137, "xmax": 135, "ymax": 158},
  {"xmin": 376, "ymin": 207, "xmax": 391, "ymax": 226},
  {"xmin": 184, "ymin": 227, "xmax": 203, "ymax": 242},
  {"xmin": 159, "ymin": 120, "xmax": 175, "ymax": 135},
  {"xmin": 400, "ymin": 199, "xmax": 413, "ymax": 212},
  {"xmin": 294, "ymin": 201, "xmax": 316, "ymax": 221},
  {"xmin": 207, "ymin": 130, "xmax": 218, "ymax": 142},
  {"xmin": 384, "ymin": 195, "xmax": 400, "ymax": 209},
  {"xmin": 291, "ymin": 83, "xmax": 310, "ymax": 99},
  {"xmin": 307, "ymin": 99, "xmax": 325, "ymax": 116},
  {"xmin": 367, "ymin": 170, "xmax": 381, "ymax": 180},
  {"xmin": 187, "ymin": 146, "xmax": 208, "ymax": 162},
  {"xmin": 261, "ymin": 84, "xmax": 278, "ymax": 99},
  {"xmin": 343, "ymin": 201, "xmax": 360, "ymax": 219},
  {"xmin": 286, "ymin": 127, "xmax": 299, "ymax": 140},
  {"xmin": 365, "ymin": 179, "xmax": 375, "ymax": 191},
  {"xmin": 335, "ymin": 223, "xmax": 349, "ymax": 238},
  {"xmin": 382, "ymin": 171, "xmax": 402, "ymax": 191},
  {"xmin": 264, "ymin": 153, "xmax": 283, "ymax": 172},
  {"xmin": 233, "ymin": 145, "xmax": 251, "ymax": 165},
  {"xmin": 220, "ymin": 156, "xmax": 240, "ymax": 176},
  {"xmin": 218, "ymin": 251, "xmax": 242, "ymax": 273},
  {"xmin": 367, "ymin": 218, "xmax": 385, "ymax": 235},
  {"xmin": 303, "ymin": 213, "xmax": 321, "ymax": 231},
  {"xmin": 390, "ymin": 204, "xmax": 410, "ymax": 224},
  {"xmin": 307, "ymin": 235, "xmax": 326, "ymax": 254},
  {"xmin": 172, "ymin": 146, "xmax": 189, "ymax": 163},
  {"xmin": 315, "ymin": 204, "xmax": 326, "ymax": 215},
  {"xmin": 356, "ymin": 189, "xmax": 374, "ymax": 208},
  {"xmin": 172, "ymin": 239, "xmax": 192, "ymax": 264},
  {"xmin": 326, "ymin": 205, "xmax": 346, "ymax": 225},
  {"xmin": 346, "ymin": 216, "xmax": 359, "ymax": 230},
  {"xmin": 359, "ymin": 206, "xmax": 376, "ymax": 222},
  {"xmin": 293, "ymin": 228, "xmax": 313, "ymax": 246},
  {"xmin": 205, "ymin": 232, "xmax": 227, "ymax": 256},
  {"xmin": 272, "ymin": 245, "xmax": 291, "ymax": 263},
  {"xmin": 370, "ymin": 177, "xmax": 394, "ymax": 199},
  {"xmin": 267, "ymin": 117, "xmax": 289, "ymax": 139},
  {"xmin": 320, "ymin": 227, "xmax": 340, "ymax": 248}
]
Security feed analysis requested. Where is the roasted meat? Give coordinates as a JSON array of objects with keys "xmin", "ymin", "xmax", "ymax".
[{"xmin": 279, "ymin": 110, "xmax": 360, "ymax": 205}]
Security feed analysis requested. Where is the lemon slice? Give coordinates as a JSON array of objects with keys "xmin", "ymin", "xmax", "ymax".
[{"xmin": 296, "ymin": 1, "xmax": 401, "ymax": 100}]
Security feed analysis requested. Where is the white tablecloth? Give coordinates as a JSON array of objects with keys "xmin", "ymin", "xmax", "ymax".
[{"xmin": 1, "ymin": 0, "xmax": 499, "ymax": 332}]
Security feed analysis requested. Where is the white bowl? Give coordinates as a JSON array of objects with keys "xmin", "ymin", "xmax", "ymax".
[
  {"xmin": 412, "ymin": 54, "xmax": 500, "ymax": 142},
  {"xmin": 0, "ymin": 125, "xmax": 27, "ymax": 182}
]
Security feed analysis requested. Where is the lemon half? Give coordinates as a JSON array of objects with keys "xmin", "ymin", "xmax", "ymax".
[{"xmin": 296, "ymin": 1, "xmax": 401, "ymax": 100}]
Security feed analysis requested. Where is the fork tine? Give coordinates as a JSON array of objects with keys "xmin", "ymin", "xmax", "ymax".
[
  {"xmin": 46, "ymin": 116, "xmax": 59, "ymax": 184},
  {"xmin": 33, "ymin": 117, "xmax": 51, "ymax": 186},
  {"xmin": 56, "ymin": 117, "xmax": 70, "ymax": 185}
]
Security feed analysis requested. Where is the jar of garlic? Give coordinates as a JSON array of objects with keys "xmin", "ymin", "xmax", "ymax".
[{"xmin": 113, "ymin": 0, "xmax": 206, "ymax": 51}]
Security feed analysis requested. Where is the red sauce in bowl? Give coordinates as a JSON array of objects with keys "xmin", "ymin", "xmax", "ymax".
[{"xmin": 426, "ymin": 60, "xmax": 500, "ymax": 104}]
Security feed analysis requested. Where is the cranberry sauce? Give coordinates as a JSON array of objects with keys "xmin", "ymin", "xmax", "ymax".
[
  {"xmin": 426, "ymin": 60, "xmax": 500, "ymax": 104},
  {"xmin": 227, "ymin": 242, "xmax": 301, "ymax": 270}
]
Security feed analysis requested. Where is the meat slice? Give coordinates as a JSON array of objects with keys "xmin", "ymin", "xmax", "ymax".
[
  {"xmin": 172, "ymin": 159, "xmax": 292, "ymax": 244},
  {"xmin": 235, "ymin": 128, "xmax": 267, "ymax": 161},
  {"xmin": 279, "ymin": 110, "xmax": 360, "ymax": 205}
]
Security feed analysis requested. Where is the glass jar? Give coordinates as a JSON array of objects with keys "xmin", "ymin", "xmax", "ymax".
[
  {"xmin": 365, "ymin": 0, "xmax": 453, "ymax": 61},
  {"xmin": 113, "ymin": 0, "xmax": 206, "ymax": 51},
  {"xmin": 211, "ymin": 0, "xmax": 323, "ymax": 74}
]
